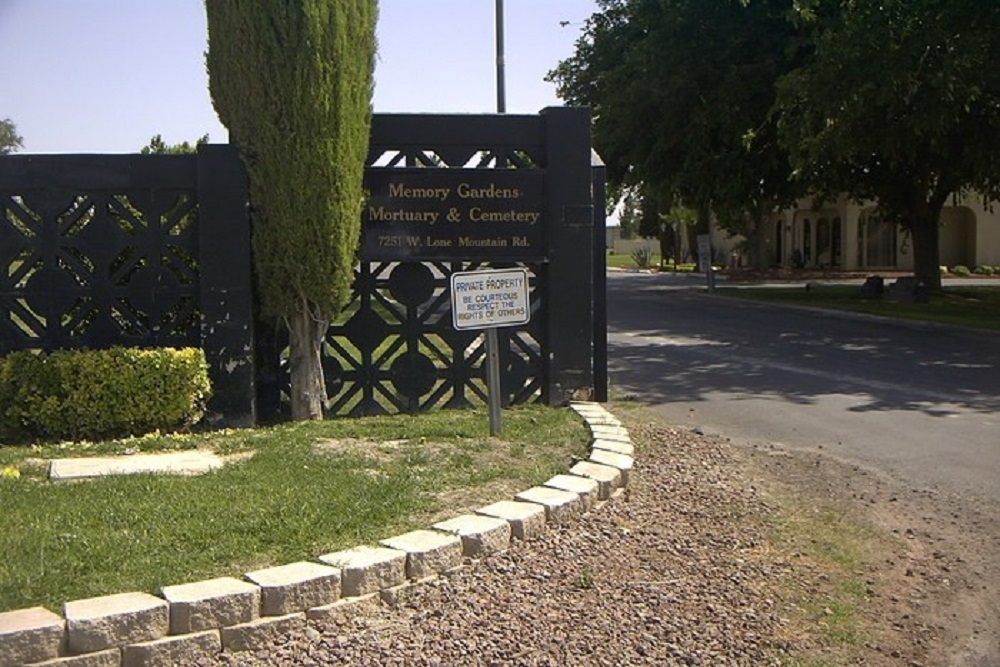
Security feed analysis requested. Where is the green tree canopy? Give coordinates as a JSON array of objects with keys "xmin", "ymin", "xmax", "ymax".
[
  {"xmin": 205, "ymin": 0, "xmax": 378, "ymax": 420},
  {"xmin": 1, "ymin": 118, "xmax": 24, "ymax": 155},
  {"xmin": 774, "ymin": 0, "xmax": 1000, "ymax": 289},
  {"xmin": 549, "ymin": 0, "xmax": 808, "ymax": 265},
  {"xmin": 140, "ymin": 133, "xmax": 210, "ymax": 154}
]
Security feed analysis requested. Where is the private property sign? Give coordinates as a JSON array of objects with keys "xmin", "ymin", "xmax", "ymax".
[{"xmin": 450, "ymin": 268, "xmax": 530, "ymax": 330}]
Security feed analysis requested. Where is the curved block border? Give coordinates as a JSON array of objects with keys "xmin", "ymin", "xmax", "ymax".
[{"xmin": 0, "ymin": 402, "xmax": 632, "ymax": 667}]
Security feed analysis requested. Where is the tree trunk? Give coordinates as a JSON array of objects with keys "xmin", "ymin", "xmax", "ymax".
[
  {"xmin": 745, "ymin": 214, "xmax": 769, "ymax": 271},
  {"xmin": 287, "ymin": 307, "xmax": 328, "ymax": 421},
  {"xmin": 658, "ymin": 227, "xmax": 673, "ymax": 269},
  {"xmin": 907, "ymin": 205, "xmax": 943, "ymax": 292}
]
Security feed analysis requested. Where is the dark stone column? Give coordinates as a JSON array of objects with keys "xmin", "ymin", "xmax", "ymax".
[
  {"xmin": 541, "ymin": 107, "xmax": 594, "ymax": 404},
  {"xmin": 197, "ymin": 144, "xmax": 256, "ymax": 426},
  {"xmin": 591, "ymin": 153, "xmax": 608, "ymax": 403}
]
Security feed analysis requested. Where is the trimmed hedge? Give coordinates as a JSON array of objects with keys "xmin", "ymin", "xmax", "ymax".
[{"xmin": 0, "ymin": 347, "xmax": 211, "ymax": 443}]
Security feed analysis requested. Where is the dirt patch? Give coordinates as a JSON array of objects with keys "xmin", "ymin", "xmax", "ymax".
[
  {"xmin": 417, "ymin": 478, "xmax": 527, "ymax": 526},
  {"xmin": 221, "ymin": 450, "xmax": 256, "ymax": 465},
  {"xmin": 313, "ymin": 437, "xmax": 416, "ymax": 460},
  {"xmin": 312, "ymin": 437, "xmax": 514, "ymax": 461},
  {"xmin": 742, "ymin": 441, "xmax": 1000, "ymax": 666}
]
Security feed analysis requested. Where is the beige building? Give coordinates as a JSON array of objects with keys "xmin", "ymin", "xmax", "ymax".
[{"xmin": 715, "ymin": 193, "xmax": 1000, "ymax": 271}]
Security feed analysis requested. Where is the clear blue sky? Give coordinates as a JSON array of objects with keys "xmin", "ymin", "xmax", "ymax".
[{"xmin": 0, "ymin": 0, "xmax": 598, "ymax": 154}]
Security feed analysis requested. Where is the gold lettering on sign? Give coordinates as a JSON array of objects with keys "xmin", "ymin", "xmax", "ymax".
[
  {"xmin": 458, "ymin": 236, "xmax": 510, "ymax": 247},
  {"xmin": 456, "ymin": 182, "xmax": 523, "ymax": 199},
  {"xmin": 368, "ymin": 206, "xmax": 440, "ymax": 224},
  {"xmin": 388, "ymin": 182, "xmax": 451, "ymax": 200},
  {"xmin": 468, "ymin": 208, "xmax": 540, "ymax": 224}
]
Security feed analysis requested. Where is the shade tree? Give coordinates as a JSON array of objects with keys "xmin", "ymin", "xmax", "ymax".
[{"xmin": 774, "ymin": 0, "xmax": 1000, "ymax": 289}]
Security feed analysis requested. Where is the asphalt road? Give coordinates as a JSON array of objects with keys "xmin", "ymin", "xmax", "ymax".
[{"xmin": 606, "ymin": 271, "xmax": 1000, "ymax": 502}]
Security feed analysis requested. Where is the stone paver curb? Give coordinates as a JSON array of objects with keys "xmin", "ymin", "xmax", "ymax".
[
  {"xmin": 590, "ymin": 432, "xmax": 635, "ymax": 447},
  {"xmin": 569, "ymin": 460, "xmax": 622, "ymax": 500},
  {"xmin": 475, "ymin": 500, "xmax": 547, "ymax": 540},
  {"xmin": 160, "ymin": 577, "xmax": 259, "ymax": 635},
  {"xmin": 569, "ymin": 403, "xmax": 621, "ymax": 427},
  {"xmin": 380, "ymin": 530, "xmax": 464, "ymax": 580},
  {"xmin": 0, "ymin": 607, "xmax": 65, "ymax": 667},
  {"xmin": 588, "ymin": 449, "xmax": 634, "ymax": 485},
  {"xmin": 514, "ymin": 486, "xmax": 584, "ymax": 524},
  {"xmin": 63, "ymin": 593, "xmax": 168, "ymax": 655},
  {"xmin": 580, "ymin": 414, "xmax": 622, "ymax": 427},
  {"xmin": 432, "ymin": 514, "xmax": 512, "ymax": 557},
  {"xmin": 219, "ymin": 613, "xmax": 307, "ymax": 653},
  {"xmin": 6, "ymin": 401, "xmax": 634, "ymax": 666},
  {"xmin": 378, "ymin": 577, "xmax": 437, "ymax": 609},
  {"xmin": 591, "ymin": 437, "xmax": 635, "ymax": 456},
  {"xmin": 588, "ymin": 424, "xmax": 632, "ymax": 441},
  {"xmin": 244, "ymin": 562, "xmax": 341, "ymax": 616},
  {"xmin": 305, "ymin": 594, "xmax": 380, "ymax": 622},
  {"xmin": 121, "ymin": 629, "xmax": 219, "ymax": 667},
  {"xmin": 543, "ymin": 473, "xmax": 600, "ymax": 512},
  {"xmin": 25, "ymin": 649, "xmax": 120, "ymax": 667},
  {"xmin": 318, "ymin": 546, "xmax": 407, "ymax": 597}
]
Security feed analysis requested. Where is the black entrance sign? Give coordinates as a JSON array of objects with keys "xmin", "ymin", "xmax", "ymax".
[{"xmin": 362, "ymin": 169, "xmax": 546, "ymax": 261}]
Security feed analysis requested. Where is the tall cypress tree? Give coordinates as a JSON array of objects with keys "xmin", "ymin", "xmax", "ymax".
[{"xmin": 205, "ymin": 0, "xmax": 378, "ymax": 420}]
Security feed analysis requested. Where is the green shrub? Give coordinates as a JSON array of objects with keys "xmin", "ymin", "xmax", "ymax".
[
  {"xmin": 0, "ymin": 347, "xmax": 211, "ymax": 443},
  {"xmin": 630, "ymin": 246, "xmax": 654, "ymax": 269},
  {"xmin": 974, "ymin": 265, "xmax": 996, "ymax": 276},
  {"xmin": 951, "ymin": 265, "xmax": 972, "ymax": 277}
]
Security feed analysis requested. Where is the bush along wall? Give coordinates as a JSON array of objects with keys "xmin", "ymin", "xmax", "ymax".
[{"xmin": 0, "ymin": 347, "xmax": 212, "ymax": 443}]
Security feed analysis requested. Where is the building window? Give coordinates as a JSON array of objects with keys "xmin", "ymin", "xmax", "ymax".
[{"xmin": 816, "ymin": 218, "xmax": 830, "ymax": 265}]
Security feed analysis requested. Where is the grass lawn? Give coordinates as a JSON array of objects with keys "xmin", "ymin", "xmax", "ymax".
[
  {"xmin": 606, "ymin": 251, "xmax": 657, "ymax": 269},
  {"xmin": 716, "ymin": 284, "xmax": 1000, "ymax": 331},
  {"xmin": 0, "ymin": 405, "xmax": 590, "ymax": 613},
  {"xmin": 606, "ymin": 251, "xmax": 698, "ymax": 272}
]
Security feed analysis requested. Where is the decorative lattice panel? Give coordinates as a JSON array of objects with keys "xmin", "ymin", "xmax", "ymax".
[
  {"xmin": 274, "ymin": 128, "xmax": 550, "ymax": 417},
  {"xmin": 318, "ymin": 260, "xmax": 545, "ymax": 417},
  {"xmin": 0, "ymin": 188, "xmax": 200, "ymax": 353}
]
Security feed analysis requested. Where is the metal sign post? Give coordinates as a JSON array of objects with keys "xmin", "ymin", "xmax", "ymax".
[
  {"xmin": 450, "ymin": 267, "xmax": 530, "ymax": 435},
  {"xmin": 485, "ymin": 327, "xmax": 503, "ymax": 434}
]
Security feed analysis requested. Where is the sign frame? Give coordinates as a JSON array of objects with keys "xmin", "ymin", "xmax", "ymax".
[{"xmin": 450, "ymin": 267, "xmax": 531, "ymax": 331}]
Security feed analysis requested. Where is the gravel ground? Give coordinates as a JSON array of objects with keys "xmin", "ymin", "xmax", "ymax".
[
  {"xmin": 186, "ymin": 411, "xmax": 999, "ymax": 666},
  {"xmin": 190, "ymin": 418, "xmax": 793, "ymax": 666}
]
